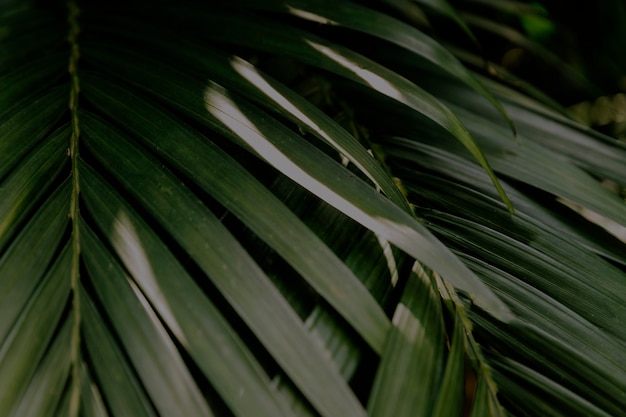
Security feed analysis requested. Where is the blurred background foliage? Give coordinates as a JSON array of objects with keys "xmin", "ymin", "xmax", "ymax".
[{"xmin": 444, "ymin": 0, "xmax": 626, "ymax": 140}]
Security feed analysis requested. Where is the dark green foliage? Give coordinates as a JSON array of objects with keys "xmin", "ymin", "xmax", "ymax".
[{"xmin": 0, "ymin": 1, "xmax": 624, "ymax": 416}]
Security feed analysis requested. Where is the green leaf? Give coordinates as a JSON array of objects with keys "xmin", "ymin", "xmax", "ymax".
[
  {"xmin": 0, "ymin": 125, "xmax": 69, "ymax": 251},
  {"xmin": 81, "ymin": 224, "xmax": 215, "ymax": 417},
  {"xmin": 431, "ymin": 313, "xmax": 465, "ymax": 417},
  {"xmin": 3, "ymin": 1, "xmax": 626, "ymax": 416},
  {"xmin": 79, "ymin": 73, "xmax": 392, "ymax": 354},
  {"xmin": 79, "ymin": 57, "xmax": 513, "ymax": 322},
  {"xmin": 367, "ymin": 262, "xmax": 445, "ymax": 417},
  {"xmin": 90, "ymin": 6, "xmax": 512, "ymax": 211},
  {"xmin": 81, "ymin": 164, "xmax": 294, "ymax": 417},
  {"xmin": 0, "ymin": 86, "xmax": 66, "ymax": 180},
  {"xmin": 79, "ymin": 113, "xmax": 367, "ymax": 417},
  {"xmin": 236, "ymin": 0, "xmax": 514, "ymax": 136},
  {"xmin": 412, "ymin": 0, "xmax": 479, "ymax": 45},
  {"xmin": 81, "ymin": 287, "xmax": 157, "ymax": 417},
  {"xmin": 0, "ymin": 181, "xmax": 71, "ymax": 347},
  {"xmin": 0, "ymin": 244, "xmax": 71, "ymax": 417},
  {"xmin": 7, "ymin": 318, "xmax": 72, "ymax": 417}
]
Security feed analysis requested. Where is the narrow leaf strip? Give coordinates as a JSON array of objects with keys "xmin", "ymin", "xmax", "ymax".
[
  {"xmin": 81, "ymin": 288, "xmax": 157, "ymax": 417},
  {"xmin": 367, "ymin": 262, "xmax": 445, "ymax": 417},
  {"xmin": 80, "ymin": 68, "xmax": 512, "ymax": 321},
  {"xmin": 80, "ymin": 115, "xmax": 367, "ymax": 417},
  {"xmin": 8, "ymin": 318, "xmax": 72, "ymax": 417},
  {"xmin": 81, "ymin": 164, "xmax": 293, "ymax": 417},
  {"xmin": 431, "ymin": 312, "xmax": 465, "ymax": 417},
  {"xmin": 196, "ymin": 11, "xmax": 513, "ymax": 211},
  {"xmin": 79, "ymin": 362, "xmax": 110, "ymax": 417},
  {"xmin": 0, "ymin": 181, "xmax": 71, "ymax": 346},
  {"xmin": 79, "ymin": 74, "xmax": 390, "ymax": 354},
  {"xmin": 241, "ymin": 0, "xmax": 514, "ymax": 135},
  {"xmin": 0, "ymin": 125, "xmax": 69, "ymax": 252},
  {"xmin": 0, "ymin": 245, "xmax": 72, "ymax": 417},
  {"xmin": 81, "ymin": 224, "xmax": 214, "ymax": 417}
]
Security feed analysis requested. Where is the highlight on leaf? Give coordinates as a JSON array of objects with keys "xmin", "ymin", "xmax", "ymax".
[{"xmin": 1, "ymin": 1, "xmax": 625, "ymax": 417}]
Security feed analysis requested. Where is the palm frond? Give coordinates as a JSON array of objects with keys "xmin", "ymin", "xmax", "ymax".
[{"xmin": 1, "ymin": 1, "xmax": 625, "ymax": 417}]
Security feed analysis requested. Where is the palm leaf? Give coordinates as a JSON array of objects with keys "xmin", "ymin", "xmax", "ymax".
[{"xmin": 1, "ymin": 1, "xmax": 625, "ymax": 417}]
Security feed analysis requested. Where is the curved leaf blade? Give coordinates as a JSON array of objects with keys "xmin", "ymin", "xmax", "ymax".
[
  {"xmin": 7, "ymin": 318, "xmax": 72, "ymax": 417},
  {"xmin": 367, "ymin": 262, "xmax": 445, "ymax": 417},
  {"xmin": 79, "ymin": 71, "xmax": 391, "ymax": 354},
  {"xmin": 81, "ymin": 224, "xmax": 215, "ymax": 417},
  {"xmin": 0, "ymin": 181, "xmax": 71, "ymax": 346},
  {"xmin": 197, "ymin": 10, "xmax": 513, "ymax": 211},
  {"xmin": 236, "ymin": 0, "xmax": 515, "ymax": 136},
  {"xmin": 0, "ymin": 125, "xmax": 68, "ymax": 251},
  {"xmin": 81, "ymin": 164, "xmax": 294, "ymax": 417},
  {"xmin": 80, "ymin": 113, "xmax": 368, "ymax": 417},
  {"xmin": 81, "ymin": 288, "xmax": 157, "ymax": 417},
  {"xmin": 78, "ymin": 53, "xmax": 512, "ymax": 321},
  {"xmin": 0, "ymin": 245, "xmax": 71, "ymax": 417}
]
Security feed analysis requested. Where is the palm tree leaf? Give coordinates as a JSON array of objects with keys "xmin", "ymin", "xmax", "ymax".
[
  {"xmin": 79, "ymin": 71, "xmax": 392, "ymax": 354},
  {"xmin": 0, "ymin": 87, "xmax": 66, "ymax": 179},
  {"xmin": 430, "ymin": 312, "xmax": 465, "ymax": 417},
  {"xmin": 236, "ymin": 0, "xmax": 513, "ymax": 135},
  {"xmin": 79, "ymin": 362, "xmax": 111, "ymax": 417},
  {"xmin": 80, "ymin": 67, "xmax": 393, "ymax": 355},
  {"xmin": 7, "ymin": 318, "xmax": 72, "ymax": 417},
  {"xmin": 0, "ymin": 125, "xmax": 68, "ymax": 250},
  {"xmin": 128, "ymin": 5, "xmax": 512, "ymax": 211},
  {"xmin": 80, "ymin": 287, "xmax": 157, "ymax": 417},
  {"xmin": 0, "ymin": 182, "xmax": 71, "ymax": 347},
  {"xmin": 81, "ymin": 224, "xmax": 215, "ymax": 417},
  {"xmin": 79, "ymin": 112, "xmax": 367, "ymax": 417},
  {"xmin": 79, "ymin": 50, "xmax": 511, "ymax": 321},
  {"xmin": 0, "ymin": 244, "xmax": 71, "ymax": 416},
  {"xmin": 2, "ymin": 1, "xmax": 626, "ymax": 416},
  {"xmin": 81, "ymin": 67, "xmax": 389, "ymax": 351},
  {"xmin": 81, "ymin": 165, "xmax": 294, "ymax": 417},
  {"xmin": 367, "ymin": 262, "xmax": 445, "ymax": 417}
]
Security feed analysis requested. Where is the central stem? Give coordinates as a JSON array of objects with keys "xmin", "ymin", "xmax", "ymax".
[{"xmin": 67, "ymin": 0, "xmax": 82, "ymax": 415}]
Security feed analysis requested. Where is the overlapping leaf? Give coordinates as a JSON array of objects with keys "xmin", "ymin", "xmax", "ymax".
[{"xmin": 1, "ymin": 1, "xmax": 625, "ymax": 417}]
